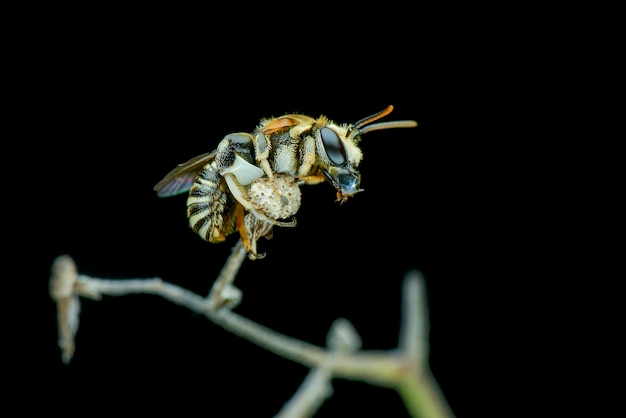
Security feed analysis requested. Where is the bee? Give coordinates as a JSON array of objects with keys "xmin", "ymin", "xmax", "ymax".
[{"xmin": 154, "ymin": 105, "xmax": 417, "ymax": 259}]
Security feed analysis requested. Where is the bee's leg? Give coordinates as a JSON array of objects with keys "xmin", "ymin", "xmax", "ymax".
[
  {"xmin": 215, "ymin": 133, "xmax": 296, "ymax": 228},
  {"xmin": 233, "ymin": 204, "xmax": 264, "ymax": 260},
  {"xmin": 223, "ymin": 173, "xmax": 296, "ymax": 228},
  {"xmin": 253, "ymin": 132, "xmax": 275, "ymax": 180},
  {"xmin": 297, "ymin": 135, "xmax": 317, "ymax": 178},
  {"xmin": 243, "ymin": 213, "xmax": 274, "ymax": 260},
  {"xmin": 298, "ymin": 172, "xmax": 326, "ymax": 186}
]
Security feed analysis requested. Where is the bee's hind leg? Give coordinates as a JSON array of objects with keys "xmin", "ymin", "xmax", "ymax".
[
  {"xmin": 213, "ymin": 133, "xmax": 287, "ymax": 227},
  {"xmin": 223, "ymin": 173, "xmax": 296, "ymax": 228},
  {"xmin": 234, "ymin": 204, "xmax": 267, "ymax": 260}
]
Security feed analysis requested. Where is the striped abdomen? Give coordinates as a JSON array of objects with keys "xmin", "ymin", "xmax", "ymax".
[{"xmin": 186, "ymin": 162, "xmax": 236, "ymax": 243}]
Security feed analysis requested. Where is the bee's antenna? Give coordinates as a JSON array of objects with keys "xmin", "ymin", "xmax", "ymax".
[
  {"xmin": 353, "ymin": 105, "xmax": 395, "ymax": 130},
  {"xmin": 359, "ymin": 119, "xmax": 418, "ymax": 134},
  {"xmin": 354, "ymin": 105, "xmax": 418, "ymax": 134}
]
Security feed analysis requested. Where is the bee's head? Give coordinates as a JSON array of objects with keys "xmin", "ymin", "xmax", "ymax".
[{"xmin": 315, "ymin": 105, "xmax": 417, "ymax": 203}]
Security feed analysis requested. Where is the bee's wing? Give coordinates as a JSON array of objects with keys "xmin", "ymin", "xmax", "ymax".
[{"xmin": 153, "ymin": 150, "xmax": 217, "ymax": 197}]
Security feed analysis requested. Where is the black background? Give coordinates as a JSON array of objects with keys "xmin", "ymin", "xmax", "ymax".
[{"xmin": 11, "ymin": 14, "xmax": 536, "ymax": 418}]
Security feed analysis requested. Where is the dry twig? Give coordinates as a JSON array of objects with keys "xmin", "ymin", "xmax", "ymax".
[{"xmin": 50, "ymin": 245, "xmax": 454, "ymax": 418}]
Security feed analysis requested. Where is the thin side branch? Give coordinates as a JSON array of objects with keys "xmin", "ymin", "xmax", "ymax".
[
  {"xmin": 396, "ymin": 270, "xmax": 455, "ymax": 418},
  {"xmin": 399, "ymin": 270, "xmax": 428, "ymax": 364},
  {"xmin": 275, "ymin": 365, "xmax": 333, "ymax": 418},
  {"xmin": 207, "ymin": 240, "xmax": 248, "ymax": 310}
]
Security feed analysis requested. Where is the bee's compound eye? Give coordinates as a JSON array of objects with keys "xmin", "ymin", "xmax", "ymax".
[{"xmin": 320, "ymin": 127, "xmax": 347, "ymax": 165}]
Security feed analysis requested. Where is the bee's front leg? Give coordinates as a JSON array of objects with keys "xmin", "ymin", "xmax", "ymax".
[
  {"xmin": 298, "ymin": 173, "xmax": 326, "ymax": 186},
  {"xmin": 295, "ymin": 135, "xmax": 327, "ymax": 188}
]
